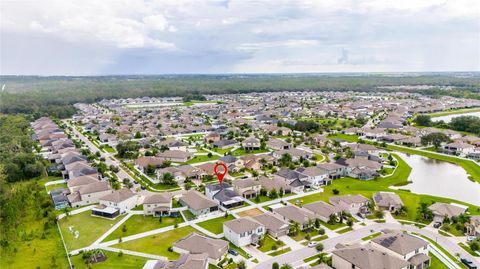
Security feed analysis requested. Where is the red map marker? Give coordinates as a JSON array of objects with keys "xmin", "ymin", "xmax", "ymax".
[{"xmin": 214, "ymin": 163, "xmax": 228, "ymax": 184}]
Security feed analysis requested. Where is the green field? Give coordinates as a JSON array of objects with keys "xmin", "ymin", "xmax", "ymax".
[
  {"xmin": 231, "ymin": 148, "xmax": 270, "ymax": 156},
  {"xmin": 185, "ymin": 154, "xmax": 220, "ymax": 164},
  {"xmin": 427, "ymin": 107, "xmax": 480, "ymax": 117},
  {"xmin": 196, "ymin": 215, "xmax": 235, "ymax": 234},
  {"xmin": 114, "ymin": 226, "xmax": 199, "ymax": 260},
  {"xmin": 429, "ymin": 253, "xmax": 449, "ymax": 269},
  {"xmin": 327, "ymin": 133, "xmax": 359, "ymax": 142},
  {"xmin": 70, "ymin": 250, "xmax": 149, "ymax": 269},
  {"xmin": 59, "ymin": 211, "xmax": 127, "ymax": 251},
  {"xmin": 103, "ymin": 215, "xmax": 184, "ymax": 242},
  {"xmin": 270, "ymin": 247, "xmax": 291, "ymax": 256}
]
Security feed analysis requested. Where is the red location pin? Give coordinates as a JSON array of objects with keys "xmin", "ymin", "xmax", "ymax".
[{"xmin": 214, "ymin": 163, "xmax": 228, "ymax": 184}]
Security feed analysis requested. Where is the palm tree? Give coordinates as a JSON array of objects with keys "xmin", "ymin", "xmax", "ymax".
[
  {"xmin": 317, "ymin": 252, "xmax": 328, "ymax": 264},
  {"xmin": 289, "ymin": 221, "xmax": 301, "ymax": 236},
  {"xmin": 279, "ymin": 264, "xmax": 293, "ymax": 269},
  {"xmin": 417, "ymin": 203, "xmax": 433, "ymax": 221}
]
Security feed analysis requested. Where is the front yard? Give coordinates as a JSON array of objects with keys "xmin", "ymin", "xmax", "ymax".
[
  {"xmin": 70, "ymin": 250, "xmax": 149, "ymax": 269},
  {"xmin": 59, "ymin": 211, "xmax": 128, "ymax": 251},
  {"xmin": 258, "ymin": 235, "xmax": 285, "ymax": 252}
]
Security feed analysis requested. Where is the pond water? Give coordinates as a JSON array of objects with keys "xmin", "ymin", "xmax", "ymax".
[
  {"xmin": 431, "ymin": 111, "xmax": 480, "ymax": 123},
  {"xmin": 394, "ymin": 152, "xmax": 480, "ymax": 205}
]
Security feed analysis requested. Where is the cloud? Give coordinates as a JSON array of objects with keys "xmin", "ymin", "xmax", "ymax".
[{"xmin": 1, "ymin": 0, "xmax": 479, "ymax": 75}]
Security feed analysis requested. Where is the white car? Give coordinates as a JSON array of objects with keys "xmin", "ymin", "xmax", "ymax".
[{"xmin": 308, "ymin": 241, "xmax": 318, "ymax": 248}]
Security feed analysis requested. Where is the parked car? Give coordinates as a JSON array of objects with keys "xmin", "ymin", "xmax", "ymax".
[
  {"xmin": 308, "ymin": 241, "xmax": 318, "ymax": 248},
  {"xmin": 228, "ymin": 249, "xmax": 239, "ymax": 256},
  {"xmin": 461, "ymin": 258, "xmax": 477, "ymax": 269},
  {"xmin": 433, "ymin": 222, "xmax": 442, "ymax": 228},
  {"xmin": 466, "ymin": 236, "xmax": 477, "ymax": 242}
]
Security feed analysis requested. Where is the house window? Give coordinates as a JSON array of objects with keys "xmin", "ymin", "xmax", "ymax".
[{"xmin": 351, "ymin": 265, "xmax": 355, "ymax": 269}]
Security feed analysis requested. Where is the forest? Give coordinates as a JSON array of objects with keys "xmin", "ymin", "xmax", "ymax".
[{"xmin": 1, "ymin": 73, "xmax": 479, "ymax": 118}]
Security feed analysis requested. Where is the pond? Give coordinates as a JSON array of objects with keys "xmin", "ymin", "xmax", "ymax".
[
  {"xmin": 431, "ymin": 111, "xmax": 480, "ymax": 123},
  {"xmin": 394, "ymin": 152, "xmax": 480, "ymax": 205}
]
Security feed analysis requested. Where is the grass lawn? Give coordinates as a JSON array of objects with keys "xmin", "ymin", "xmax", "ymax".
[
  {"xmin": 270, "ymin": 247, "xmax": 291, "ymax": 256},
  {"xmin": 319, "ymin": 220, "xmax": 347, "ymax": 230},
  {"xmin": 181, "ymin": 210, "xmax": 196, "ymax": 221},
  {"xmin": 312, "ymin": 235, "xmax": 329, "ymax": 242},
  {"xmin": 258, "ymin": 235, "xmax": 285, "ymax": 252},
  {"xmin": 70, "ymin": 250, "xmax": 149, "ymax": 269},
  {"xmin": 103, "ymin": 215, "xmax": 184, "ymax": 242},
  {"xmin": 231, "ymin": 148, "xmax": 269, "ymax": 157},
  {"xmin": 412, "ymin": 233, "xmax": 467, "ymax": 269},
  {"xmin": 336, "ymin": 227, "xmax": 353, "ymax": 234},
  {"xmin": 327, "ymin": 133, "xmax": 359, "ymax": 142},
  {"xmin": 210, "ymin": 147, "xmax": 233, "ymax": 155},
  {"xmin": 290, "ymin": 229, "xmax": 320, "ymax": 241},
  {"xmin": 197, "ymin": 215, "xmax": 235, "ymax": 234},
  {"xmin": 185, "ymin": 154, "xmax": 219, "ymax": 164},
  {"xmin": 114, "ymin": 226, "xmax": 198, "ymax": 260},
  {"xmin": 440, "ymin": 224, "xmax": 465, "ymax": 237},
  {"xmin": 429, "ymin": 253, "xmax": 449, "ymax": 269},
  {"xmin": 289, "ymin": 154, "xmax": 480, "ymax": 223},
  {"xmin": 46, "ymin": 182, "xmax": 67, "ymax": 192},
  {"xmin": 102, "ymin": 145, "xmax": 116, "ymax": 153},
  {"xmin": 250, "ymin": 195, "xmax": 275, "ymax": 204},
  {"xmin": 459, "ymin": 243, "xmax": 480, "ymax": 257},
  {"xmin": 361, "ymin": 232, "xmax": 382, "ymax": 241},
  {"xmin": 59, "ymin": 211, "xmax": 127, "ymax": 251}
]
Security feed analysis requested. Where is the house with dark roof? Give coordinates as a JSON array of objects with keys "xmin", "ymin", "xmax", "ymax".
[
  {"xmin": 205, "ymin": 183, "xmax": 243, "ymax": 209},
  {"xmin": 212, "ymin": 139, "xmax": 238, "ymax": 149}
]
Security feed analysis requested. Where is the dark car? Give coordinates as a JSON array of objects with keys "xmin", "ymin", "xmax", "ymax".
[
  {"xmin": 228, "ymin": 249, "xmax": 239, "ymax": 256},
  {"xmin": 461, "ymin": 258, "xmax": 477, "ymax": 269},
  {"xmin": 433, "ymin": 222, "xmax": 442, "ymax": 228},
  {"xmin": 141, "ymin": 186, "xmax": 146, "ymax": 190}
]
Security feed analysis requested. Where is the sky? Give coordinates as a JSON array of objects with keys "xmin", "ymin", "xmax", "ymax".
[{"xmin": 1, "ymin": 0, "xmax": 479, "ymax": 75}]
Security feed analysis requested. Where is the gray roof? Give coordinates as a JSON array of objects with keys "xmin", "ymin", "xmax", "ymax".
[
  {"xmin": 332, "ymin": 245, "xmax": 409, "ymax": 269},
  {"xmin": 219, "ymin": 155, "xmax": 237, "ymax": 163},
  {"xmin": 428, "ymin": 202, "xmax": 467, "ymax": 218},
  {"xmin": 180, "ymin": 190, "xmax": 218, "ymax": 211},
  {"xmin": 173, "ymin": 233, "xmax": 228, "ymax": 260},
  {"xmin": 273, "ymin": 205, "xmax": 315, "ymax": 225},
  {"xmin": 372, "ymin": 232, "xmax": 429, "ymax": 255},
  {"xmin": 144, "ymin": 193, "xmax": 172, "ymax": 204},
  {"xmin": 275, "ymin": 169, "xmax": 308, "ymax": 181},
  {"xmin": 252, "ymin": 213, "xmax": 289, "ymax": 232},
  {"xmin": 303, "ymin": 201, "xmax": 342, "ymax": 218},
  {"xmin": 100, "ymin": 188, "xmax": 136, "ymax": 203},
  {"xmin": 224, "ymin": 217, "xmax": 263, "ymax": 234},
  {"xmin": 373, "ymin": 192, "xmax": 403, "ymax": 208}
]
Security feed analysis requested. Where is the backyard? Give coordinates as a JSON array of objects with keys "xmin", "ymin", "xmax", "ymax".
[
  {"xmin": 196, "ymin": 214, "xmax": 236, "ymax": 234},
  {"xmin": 103, "ymin": 215, "xmax": 184, "ymax": 242},
  {"xmin": 113, "ymin": 226, "xmax": 199, "ymax": 260},
  {"xmin": 70, "ymin": 250, "xmax": 149, "ymax": 269},
  {"xmin": 59, "ymin": 211, "xmax": 127, "ymax": 251}
]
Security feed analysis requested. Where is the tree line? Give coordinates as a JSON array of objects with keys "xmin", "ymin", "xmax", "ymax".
[
  {"xmin": 1, "ymin": 74, "xmax": 479, "ymax": 118},
  {"xmin": 415, "ymin": 114, "xmax": 480, "ymax": 136}
]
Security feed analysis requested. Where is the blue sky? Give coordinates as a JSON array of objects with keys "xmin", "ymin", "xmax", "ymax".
[{"xmin": 1, "ymin": 0, "xmax": 479, "ymax": 75}]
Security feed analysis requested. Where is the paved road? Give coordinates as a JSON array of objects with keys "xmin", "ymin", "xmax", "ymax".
[{"xmin": 253, "ymin": 223, "xmax": 480, "ymax": 269}]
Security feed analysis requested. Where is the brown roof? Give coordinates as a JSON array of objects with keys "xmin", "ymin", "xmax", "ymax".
[
  {"xmin": 332, "ymin": 245, "xmax": 409, "ymax": 269},
  {"xmin": 223, "ymin": 217, "xmax": 263, "ymax": 234},
  {"xmin": 372, "ymin": 232, "xmax": 429, "ymax": 255},
  {"xmin": 100, "ymin": 188, "xmax": 136, "ymax": 203},
  {"xmin": 173, "ymin": 233, "xmax": 228, "ymax": 260},
  {"xmin": 180, "ymin": 190, "xmax": 217, "ymax": 211},
  {"xmin": 144, "ymin": 193, "xmax": 172, "ymax": 204}
]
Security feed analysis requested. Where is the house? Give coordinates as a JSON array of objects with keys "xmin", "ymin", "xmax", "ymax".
[
  {"xmin": 303, "ymin": 201, "xmax": 342, "ymax": 223},
  {"xmin": 274, "ymin": 168, "xmax": 307, "ymax": 192},
  {"xmin": 332, "ymin": 244, "xmax": 409, "ymax": 269},
  {"xmin": 218, "ymin": 155, "xmax": 244, "ymax": 172},
  {"xmin": 50, "ymin": 188, "xmax": 70, "ymax": 209},
  {"xmin": 173, "ymin": 233, "xmax": 229, "ymax": 264},
  {"xmin": 317, "ymin": 163, "xmax": 347, "ymax": 179},
  {"xmin": 252, "ymin": 212, "xmax": 289, "ymax": 238},
  {"xmin": 142, "ymin": 253, "xmax": 209, "ymax": 269},
  {"xmin": 272, "ymin": 205, "xmax": 315, "ymax": 230},
  {"xmin": 274, "ymin": 148, "xmax": 311, "ymax": 161},
  {"xmin": 465, "ymin": 216, "xmax": 480, "ymax": 238},
  {"xmin": 143, "ymin": 193, "xmax": 172, "ymax": 217},
  {"xmin": 373, "ymin": 192, "xmax": 403, "ymax": 212},
  {"xmin": 242, "ymin": 137, "xmax": 261, "ymax": 150},
  {"xmin": 212, "ymin": 139, "xmax": 237, "ymax": 149},
  {"xmin": 169, "ymin": 140, "xmax": 188, "ymax": 151},
  {"xmin": 93, "ymin": 188, "xmax": 138, "ymax": 218},
  {"xmin": 372, "ymin": 232, "xmax": 430, "ymax": 269},
  {"xmin": 443, "ymin": 142, "xmax": 475, "ymax": 156},
  {"xmin": 336, "ymin": 157, "xmax": 382, "ymax": 180},
  {"xmin": 223, "ymin": 217, "xmax": 266, "ymax": 247},
  {"xmin": 67, "ymin": 181, "xmax": 112, "ymax": 208},
  {"xmin": 205, "ymin": 183, "xmax": 243, "ymax": 209},
  {"xmin": 296, "ymin": 166, "xmax": 331, "ymax": 187},
  {"xmin": 232, "ymin": 179, "xmax": 261, "ymax": 198},
  {"xmin": 157, "ymin": 150, "xmax": 193, "ymax": 163},
  {"xmin": 258, "ymin": 176, "xmax": 293, "ymax": 195},
  {"xmin": 179, "ymin": 190, "xmax": 219, "ymax": 216},
  {"xmin": 267, "ymin": 138, "xmax": 291, "ymax": 150},
  {"xmin": 428, "ymin": 202, "xmax": 467, "ymax": 223},
  {"xmin": 329, "ymin": 195, "xmax": 370, "ymax": 215},
  {"xmin": 204, "ymin": 132, "xmax": 221, "ymax": 143},
  {"xmin": 135, "ymin": 156, "xmax": 165, "ymax": 173}
]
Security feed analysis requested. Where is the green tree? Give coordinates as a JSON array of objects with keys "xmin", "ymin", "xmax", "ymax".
[{"xmin": 414, "ymin": 115, "xmax": 432, "ymax": 126}]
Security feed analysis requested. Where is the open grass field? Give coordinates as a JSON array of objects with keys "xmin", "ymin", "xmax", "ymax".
[
  {"xmin": 185, "ymin": 154, "xmax": 220, "ymax": 164},
  {"xmin": 231, "ymin": 148, "xmax": 270, "ymax": 156},
  {"xmin": 209, "ymin": 147, "xmax": 233, "ymax": 155},
  {"xmin": 327, "ymin": 133, "xmax": 359, "ymax": 142},
  {"xmin": 114, "ymin": 226, "xmax": 199, "ymax": 260},
  {"xmin": 429, "ymin": 253, "xmax": 449, "ymax": 269},
  {"xmin": 103, "ymin": 215, "xmax": 184, "ymax": 242},
  {"xmin": 59, "ymin": 211, "xmax": 127, "ymax": 251},
  {"xmin": 70, "ymin": 250, "xmax": 149, "ymax": 269},
  {"xmin": 196, "ymin": 215, "xmax": 236, "ymax": 234},
  {"xmin": 290, "ymin": 154, "xmax": 480, "ymax": 223},
  {"xmin": 427, "ymin": 107, "xmax": 480, "ymax": 117}
]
